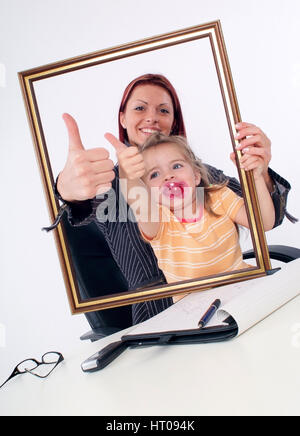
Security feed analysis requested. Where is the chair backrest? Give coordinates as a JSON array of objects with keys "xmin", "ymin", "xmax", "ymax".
[
  {"xmin": 243, "ymin": 245, "xmax": 300, "ymax": 263},
  {"xmin": 61, "ymin": 214, "xmax": 133, "ymax": 334}
]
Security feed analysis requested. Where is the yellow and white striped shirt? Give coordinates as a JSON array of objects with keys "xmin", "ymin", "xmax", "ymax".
[{"xmin": 143, "ymin": 186, "xmax": 250, "ymax": 284}]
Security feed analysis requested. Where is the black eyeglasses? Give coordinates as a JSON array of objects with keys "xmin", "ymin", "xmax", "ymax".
[{"xmin": 0, "ymin": 352, "xmax": 64, "ymax": 389}]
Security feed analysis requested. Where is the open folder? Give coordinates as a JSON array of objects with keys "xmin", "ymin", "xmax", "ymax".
[
  {"xmin": 81, "ymin": 259, "xmax": 300, "ymax": 371},
  {"xmin": 122, "ymin": 258, "xmax": 300, "ymax": 346}
]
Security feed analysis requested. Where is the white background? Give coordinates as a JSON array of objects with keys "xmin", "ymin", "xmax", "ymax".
[
  {"xmin": 1, "ymin": 0, "xmax": 300, "ymax": 389},
  {"xmin": 33, "ymin": 35, "xmax": 234, "ymax": 179}
]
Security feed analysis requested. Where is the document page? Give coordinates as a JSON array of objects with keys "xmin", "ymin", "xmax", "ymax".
[
  {"xmin": 128, "ymin": 259, "xmax": 300, "ymax": 337},
  {"xmin": 219, "ymin": 258, "xmax": 300, "ymax": 335},
  {"xmin": 128, "ymin": 286, "xmax": 240, "ymax": 335}
]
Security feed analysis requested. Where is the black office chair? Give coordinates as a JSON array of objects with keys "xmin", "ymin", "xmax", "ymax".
[
  {"xmin": 61, "ymin": 215, "xmax": 133, "ymax": 341},
  {"xmin": 243, "ymin": 245, "xmax": 300, "ymax": 264},
  {"xmin": 62, "ymin": 214, "xmax": 300, "ymax": 342}
]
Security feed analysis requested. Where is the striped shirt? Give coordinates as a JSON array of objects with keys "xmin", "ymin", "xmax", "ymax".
[
  {"xmin": 56, "ymin": 165, "xmax": 291, "ymax": 325},
  {"xmin": 143, "ymin": 187, "xmax": 249, "ymax": 285}
]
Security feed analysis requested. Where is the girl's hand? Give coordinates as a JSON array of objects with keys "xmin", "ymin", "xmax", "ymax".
[
  {"xmin": 105, "ymin": 133, "xmax": 145, "ymax": 181},
  {"xmin": 230, "ymin": 122, "xmax": 274, "ymax": 186},
  {"xmin": 239, "ymin": 148, "xmax": 265, "ymax": 179}
]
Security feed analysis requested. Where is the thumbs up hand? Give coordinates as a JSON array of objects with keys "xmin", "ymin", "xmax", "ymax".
[
  {"xmin": 105, "ymin": 133, "xmax": 146, "ymax": 181},
  {"xmin": 57, "ymin": 114, "xmax": 115, "ymax": 201}
]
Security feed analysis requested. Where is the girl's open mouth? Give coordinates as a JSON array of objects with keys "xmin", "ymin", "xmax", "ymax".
[{"xmin": 162, "ymin": 181, "xmax": 188, "ymax": 198}]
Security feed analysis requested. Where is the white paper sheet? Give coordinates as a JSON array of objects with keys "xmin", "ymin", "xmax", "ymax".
[{"xmin": 127, "ymin": 259, "xmax": 300, "ymax": 337}]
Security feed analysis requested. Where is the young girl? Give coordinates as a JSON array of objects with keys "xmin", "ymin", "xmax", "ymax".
[{"xmin": 108, "ymin": 131, "xmax": 275, "ymax": 301}]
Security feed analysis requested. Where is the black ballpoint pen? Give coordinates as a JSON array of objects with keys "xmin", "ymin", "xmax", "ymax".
[{"xmin": 198, "ymin": 299, "xmax": 221, "ymax": 328}]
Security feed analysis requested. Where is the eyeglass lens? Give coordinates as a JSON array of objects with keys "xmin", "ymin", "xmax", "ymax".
[
  {"xmin": 42, "ymin": 352, "xmax": 62, "ymax": 364},
  {"xmin": 27, "ymin": 352, "xmax": 63, "ymax": 377},
  {"xmin": 17, "ymin": 359, "xmax": 39, "ymax": 373}
]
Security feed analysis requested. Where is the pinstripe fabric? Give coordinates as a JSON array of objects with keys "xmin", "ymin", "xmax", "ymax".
[{"xmin": 64, "ymin": 164, "xmax": 291, "ymax": 324}]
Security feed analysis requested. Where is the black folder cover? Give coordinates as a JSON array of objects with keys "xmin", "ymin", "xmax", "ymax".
[{"xmin": 122, "ymin": 316, "xmax": 238, "ymax": 346}]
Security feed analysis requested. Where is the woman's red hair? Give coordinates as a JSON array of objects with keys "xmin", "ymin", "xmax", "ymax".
[{"xmin": 118, "ymin": 74, "xmax": 186, "ymax": 143}]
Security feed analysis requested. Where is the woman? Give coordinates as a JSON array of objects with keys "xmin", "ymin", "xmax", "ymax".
[{"xmin": 52, "ymin": 74, "xmax": 292, "ymax": 324}]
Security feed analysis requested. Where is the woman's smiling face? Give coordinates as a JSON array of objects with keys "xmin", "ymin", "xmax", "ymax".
[{"xmin": 119, "ymin": 84, "xmax": 175, "ymax": 147}]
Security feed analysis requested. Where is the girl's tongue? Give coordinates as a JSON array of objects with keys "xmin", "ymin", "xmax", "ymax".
[{"xmin": 162, "ymin": 181, "xmax": 188, "ymax": 198}]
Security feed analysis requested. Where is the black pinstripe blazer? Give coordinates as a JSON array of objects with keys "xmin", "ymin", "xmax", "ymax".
[{"xmin": 60, "ymin": 164, "xmax": 292, "ymax": 324}]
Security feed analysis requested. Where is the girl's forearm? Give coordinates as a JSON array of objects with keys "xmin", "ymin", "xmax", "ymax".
[
  {"xmin": 254, "ymin": 175, "xmax": 275, "ymax": 230},
  {"xmin": 119, "ymin": 170, "xmax": 159, "ymax": 238},
  {"xmin": 119, "ymin": 169, "xmax": 148, "ymax": 214}
]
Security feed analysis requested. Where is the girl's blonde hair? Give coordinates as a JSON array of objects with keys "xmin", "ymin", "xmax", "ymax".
[{"xmin": 141, "ymin": 132, "xmax": 227, "ymax": 216}]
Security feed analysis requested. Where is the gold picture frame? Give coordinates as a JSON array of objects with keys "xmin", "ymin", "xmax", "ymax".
[{"xmin": 19, "ymin": 20, "xmax": 272, "ymax": 314}]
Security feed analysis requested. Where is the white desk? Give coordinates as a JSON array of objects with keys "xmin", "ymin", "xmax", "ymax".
[{"xmin": 1, "ymin": 295, "xmax": 300, "ymax": 416}]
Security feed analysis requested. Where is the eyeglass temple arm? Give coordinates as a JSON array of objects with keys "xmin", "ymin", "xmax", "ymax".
[{"xmin": 0, "ymin": 367, "xmax": 20, "ymax": 389}]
